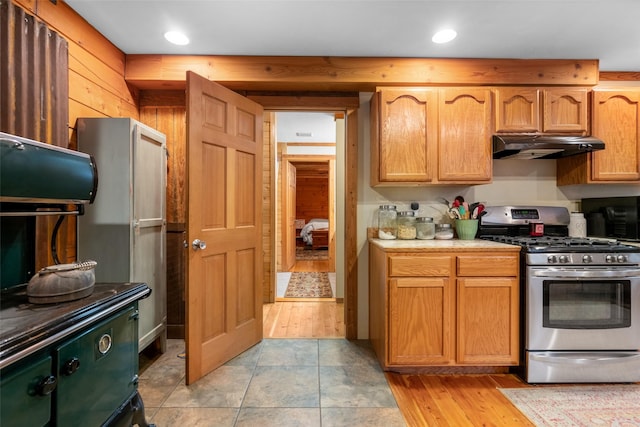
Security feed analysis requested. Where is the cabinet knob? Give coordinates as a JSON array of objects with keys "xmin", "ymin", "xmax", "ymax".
[
  {"xmin": 62, "ymin": 357, "xmax": 81, "ymax": 376},
  {"xmin": 36, "ymin": 375, "xmax": 57, "ymax": 396}
]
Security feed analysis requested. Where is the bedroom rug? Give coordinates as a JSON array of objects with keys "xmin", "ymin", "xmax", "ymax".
[
  {"xmin": 284, "ymin": 272, "xmax": 333, "ymax": 298},
  {"xmin": 499, "ymin": 385, "xmax": 640, "ymax": 427},
  {"xmin": 295, "ymin": 247, "xmax": 328, "ymax": 260}
]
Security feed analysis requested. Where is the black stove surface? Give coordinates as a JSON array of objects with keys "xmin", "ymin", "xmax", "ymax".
[{"xmin": 483, "ymin": 235, "xmax": 640, "ymax": 253}]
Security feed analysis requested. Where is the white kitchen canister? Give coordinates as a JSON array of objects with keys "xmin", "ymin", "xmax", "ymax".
[{"xmin": 569, "ymin": 212, "xmax": 587, "ymax": 237}]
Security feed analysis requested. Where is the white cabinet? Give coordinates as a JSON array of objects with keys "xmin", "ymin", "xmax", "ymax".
[{"xmin": 77, "ymin": 118, "xmax": 167, "ymax": 353}]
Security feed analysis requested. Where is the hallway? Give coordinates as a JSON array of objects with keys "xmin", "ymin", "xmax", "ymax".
[{"xmin": 138, "ymin": 338, "xmax": 406, "ymax": 426}]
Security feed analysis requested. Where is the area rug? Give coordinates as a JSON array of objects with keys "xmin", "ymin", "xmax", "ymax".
[
  {"xmin": 284, "ymin": 272, "xmax": 333, "ymax": 298},
  {"xmin": 295, "ymin": 247, "xmax": 328, "ymax": 260},
  {"xmin": 500, "ymin": 385, "xmax": 640, "ymax": 427}
]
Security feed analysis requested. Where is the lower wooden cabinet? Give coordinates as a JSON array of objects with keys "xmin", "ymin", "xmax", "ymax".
[{"xmin": 369, "ymin": 244, "xmax": 520, "ymax": 370}]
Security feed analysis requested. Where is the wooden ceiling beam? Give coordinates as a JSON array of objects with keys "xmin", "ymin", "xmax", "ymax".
[{"xmin": 125, "ymin": 55, "xmax": 600, "ymax": 91}]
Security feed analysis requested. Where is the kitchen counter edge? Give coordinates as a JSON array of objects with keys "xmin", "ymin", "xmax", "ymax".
[{"xmin": 369, "ymin": 238, "xmax": 521, "ymax": 251}]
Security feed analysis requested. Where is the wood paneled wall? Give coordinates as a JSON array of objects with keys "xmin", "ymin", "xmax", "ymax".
[{"xmin": 296, "ymin": 174, "xmax": 329, "ymax": 222}]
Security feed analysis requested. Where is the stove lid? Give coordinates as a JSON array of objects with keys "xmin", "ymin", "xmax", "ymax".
[
  {"xmin": 480, "ymin": 206, "xmax": 570, "ymax": 227},
  {"xmin": 0, "ymin": 132, "xmax": 97, "ymax": 205}
]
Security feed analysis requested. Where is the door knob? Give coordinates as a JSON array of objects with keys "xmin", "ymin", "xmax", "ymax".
[{"xmin": 192, "ymin": 239, "xmax": 207, "ymax": 250}]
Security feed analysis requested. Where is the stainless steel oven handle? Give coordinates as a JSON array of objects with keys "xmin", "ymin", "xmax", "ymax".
[
  {"xmin": 531, "ymin": 353, "xmax": 640, "ymax": 365},
  {"xmin": 531, "ymin": 268, "xmax": 640, "ymax": 279}
]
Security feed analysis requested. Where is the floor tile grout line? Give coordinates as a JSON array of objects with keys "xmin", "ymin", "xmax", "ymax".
[{"xmin": 234, "ymin": 339, "xmax": 266, "ymax": 426}]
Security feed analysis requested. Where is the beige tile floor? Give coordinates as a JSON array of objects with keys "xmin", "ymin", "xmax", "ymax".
[{"xmin": 137, "ymin": 338, "xmax": 406, "ymax": 426}]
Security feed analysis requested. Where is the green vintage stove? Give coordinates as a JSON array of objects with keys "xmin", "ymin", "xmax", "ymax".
[{"xmin": 0, "ymin": 132, "xmax": 154, "ymax": 427}]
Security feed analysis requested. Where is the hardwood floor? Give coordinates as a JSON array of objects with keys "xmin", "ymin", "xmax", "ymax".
[
  {"xmin": 386, "ymin": 373, "xmax": 535, "ymax": 426},
  {"xmin": 263, "ymin": 300, "xmax": 345, "ymax": 338}
]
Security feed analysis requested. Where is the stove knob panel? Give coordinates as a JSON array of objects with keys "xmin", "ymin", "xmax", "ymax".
[
  {"xmin": 582, "ymin": 255, "xmax": 592, "ymax": 263},
  {"xmin": 617, "ymin": 255, "xmax": 628, "ymax": 263}
]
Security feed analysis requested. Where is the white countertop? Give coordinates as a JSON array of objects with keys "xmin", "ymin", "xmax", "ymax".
[{"xmin": 369, "ymin": 238, "xmax": 520, "ymax": 251}]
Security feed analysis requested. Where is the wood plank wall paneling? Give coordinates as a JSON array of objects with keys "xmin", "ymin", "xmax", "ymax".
[{"xmin": 296, "ymin": 175, "xmax": 329, "ymax": 222}]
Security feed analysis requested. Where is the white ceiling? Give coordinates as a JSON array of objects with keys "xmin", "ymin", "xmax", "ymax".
[{"xmin": 65, "ymin": 0, "xmax": 640, "ymax": 72}]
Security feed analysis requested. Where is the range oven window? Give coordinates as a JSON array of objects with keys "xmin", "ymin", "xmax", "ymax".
[{"xmin": 542, "ymin": 280, "xmax": 631, "ymax": 329}]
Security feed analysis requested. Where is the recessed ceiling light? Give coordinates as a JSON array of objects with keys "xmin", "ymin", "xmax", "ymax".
[
  {"xmin": 432, "ymin": 29, "xmax": 457, "ymax": 44},
  {"xmin": 164, "ymin": 31, "xmax": 190, "ymax": 46}
]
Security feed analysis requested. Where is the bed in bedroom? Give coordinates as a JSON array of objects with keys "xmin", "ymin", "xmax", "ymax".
[{"xmin": 299, "ymin": 218, "xmax": 329, "ymax": 250}]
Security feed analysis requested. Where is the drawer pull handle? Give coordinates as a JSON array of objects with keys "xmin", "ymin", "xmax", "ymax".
[
  {"xmin": 63, "ymin": 357, "xmax": 81, "ymax": 376},
  {"xmin": 37, "ymin": 375, "xmax": 57, "ymax": 396}
]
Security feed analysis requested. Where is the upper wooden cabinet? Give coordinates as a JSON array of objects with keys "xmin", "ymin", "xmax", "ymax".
[
  {"xmin": 494, "ymin": 87, "xmax": 589, "ymax": 134},
  {"xmin": 370, "ymin": 88, "xmax": 438, "ymax": 185},
  {"xmin": 557, "ymin": 88, "xmax": 640, "ymax": 185},
  {"xmin": 438, "ymin": 88, "xmax": 492, "ymax": 183},
  {"xmin": 370, "ymin": 87, "xmax": 492, "ymax": 186}
]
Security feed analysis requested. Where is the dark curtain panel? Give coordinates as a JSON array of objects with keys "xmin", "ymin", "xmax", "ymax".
[{"xmin": 0, "ymin": 1, "xmax": 69, "ymax": 147}]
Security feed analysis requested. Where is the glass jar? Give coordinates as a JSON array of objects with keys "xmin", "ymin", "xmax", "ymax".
[
  {"xmin": 435, "ymin": 223, "xmax": 454, "ymax": 240},
  {"xmin": 377, "ymin": 205, "xmax": 397, "ymax": 240},
  {"xmin": 415, "ymin": 217, "xmax": 435, "ymax": 240},
  {"xmin": 397, "ymin": 211, "xmax": 417, "ymax": 240}
]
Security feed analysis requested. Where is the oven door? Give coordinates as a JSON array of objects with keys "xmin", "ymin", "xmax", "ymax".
[{"xmin": 527, "ymin": 267, "xmax": 640, "ymax": 351}]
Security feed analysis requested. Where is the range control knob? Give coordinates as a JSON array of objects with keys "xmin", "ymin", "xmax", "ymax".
[
  {"xmin": 559, "ymin": 255, "xmax": 569, "ymax": 264},
  {"xmin": 606, "ymin": 255, "xmax": 616, "ymax": 263},
  {"xmin": 617, "ymin": 255, "xmax": 628, "ymax": 263},
  {"xmin": 582, "ymin": 255, "xmax": 592, "ymax": 263},
  {"xmin": 63, "ymin": 357, "xmax": 81, "ymax": 376},
  {"xmin": 36, "ymin": 375, "xmax": 57, "ymax": 396},
  {"xmin": 547, "ymin": 255, "xmax": 557, "ymax": 264}
]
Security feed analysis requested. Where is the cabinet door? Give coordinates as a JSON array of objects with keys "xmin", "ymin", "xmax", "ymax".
[
  {"xmin": 457, "ymin": 278, "xmax": 519, "ymax": 365},
  {"xmin": 494, "ymin": 87, "xmax": 540, "ymax": 133},
  {"xmin": 132, "ymin": 123, "xmax": 168, "ymax": 351},
  {"xmin": 543, "ymin": 88, "xmax": 589, "ymax": 134},
  {"xmin": 371, "ymin": 88, "xmax": 438, "ymax": 185},
  {"xmin": 389, "ymin": 277, "xmax": 453, "ymax": 365},
  {"xmin": 591, "ymin": 89, "xmax": 640, "ymax": 181},
  {"xmin": 438, "ymin": 88, "xmax": 492, "ymax": 182}
]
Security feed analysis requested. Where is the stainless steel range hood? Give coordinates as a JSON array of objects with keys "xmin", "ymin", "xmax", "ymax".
[{"xmin": 492, "ymin": 135, "xmax": 605, "ymax": 159}]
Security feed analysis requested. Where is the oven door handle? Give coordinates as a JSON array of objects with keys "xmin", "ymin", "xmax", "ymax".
[
  {"xmin": 531, "ymin": 268, "xmax": 640, "ymax": 279},
  {"xmin": 530, "ymin": 352, "xmax": 640, "ymax": 365}
]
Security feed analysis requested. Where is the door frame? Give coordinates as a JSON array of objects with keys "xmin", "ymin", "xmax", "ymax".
[
  {"xmin": 253, "ymin": 96, "xmax": 359, "ymax": 339},
  {"xmin": 278, "ymin": 155, "xmax": 336, "ymax": 276}
]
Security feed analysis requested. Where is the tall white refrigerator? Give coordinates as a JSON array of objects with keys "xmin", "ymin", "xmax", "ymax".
[{"xmin": 77, "ymin": 118, "xmax": 167, "ymax": 353}]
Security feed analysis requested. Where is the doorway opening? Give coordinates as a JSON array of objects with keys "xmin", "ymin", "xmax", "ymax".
[{"xmin": 264, "ymin": 111, "xmax": 345, "ymax": 338}]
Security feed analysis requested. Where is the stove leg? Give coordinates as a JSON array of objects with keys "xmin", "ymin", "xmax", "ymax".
[{"xmin": 131, "ymin": 391, "xmax": 155, "ymax": 427}]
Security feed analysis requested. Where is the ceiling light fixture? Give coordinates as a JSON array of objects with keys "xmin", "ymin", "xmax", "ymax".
[
  {"xmin": 164, "ymin": 31, "xmax": 190, "ymax": 46},
  {"xmin": 432, "ymin": 29, "xmax": 457, "ymax": 44}
]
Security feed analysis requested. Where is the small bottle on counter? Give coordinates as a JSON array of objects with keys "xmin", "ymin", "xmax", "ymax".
[
  {"xmin": 415, "ymin": 217, "xmax": 435, "ymax": 240},
  {"xmin": 377, "ymin": 205, "xmax": 397, "ymax": 240},
  {"xmin": 569, "ymin": 212, "xmax": 587, "ymax": 238},
  {"xmin": 435, "ymin": 223, "xmax": 454, "ymax": 240},
  {"xmin": 397, "ymin": 211, "xmax": 417, "ymax": 239}
]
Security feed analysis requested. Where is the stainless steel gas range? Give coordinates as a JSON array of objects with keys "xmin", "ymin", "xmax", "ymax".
[{"xmin": 479, "ymin": 206, "xmax": 640, "ymax": 384}]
